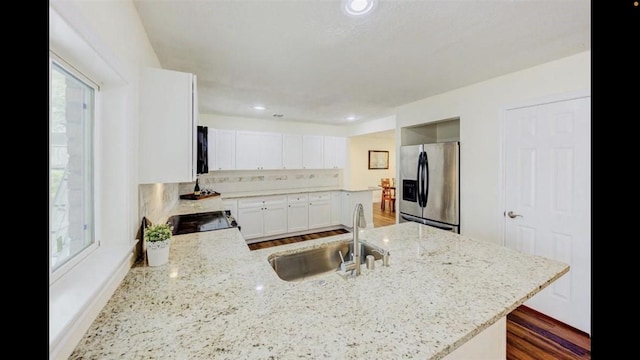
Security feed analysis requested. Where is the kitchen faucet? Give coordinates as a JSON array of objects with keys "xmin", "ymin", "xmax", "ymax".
[{"xmin": 341, "ymin": 203, "xmax": 367, "ymax": 276}]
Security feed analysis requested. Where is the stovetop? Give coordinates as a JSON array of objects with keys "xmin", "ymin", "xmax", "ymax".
[{"xmin": 166, "ymin": 210, "xmax": 239, "ymax": 235}]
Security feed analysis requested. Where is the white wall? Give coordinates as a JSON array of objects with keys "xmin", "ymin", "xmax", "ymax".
[
  {"xmin": 346, "ymin": 115, "xmax": 396, "ymax": 137},
  {"xmin": 348, "ymin": 134, "xmax": 396, "ymax": 202},
  {"xmin": 395, "ymin": 51, "xmax": 591, "ymax": 244},
  {"xmin": 199, "ymin": 113, "xmax": 349, "ymax": 136},
  {"xmin": 49, "ymin": 0, "xmax": 161, "ymax": 358}
]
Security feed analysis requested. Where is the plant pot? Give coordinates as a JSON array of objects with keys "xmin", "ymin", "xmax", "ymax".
[{"xmin": 146, "ymin": 238, "xmax": 170, "ymax": 266}]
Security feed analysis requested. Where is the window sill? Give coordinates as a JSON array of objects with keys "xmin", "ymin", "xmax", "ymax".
[{"xmin": 49, "ymin": 241, "xmax": 137, "ymax": 356}]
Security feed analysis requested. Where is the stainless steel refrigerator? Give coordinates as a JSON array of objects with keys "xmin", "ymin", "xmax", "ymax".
[{"xmin": 399, "ymin": 141, "xmax": 460, "ymax": 233}]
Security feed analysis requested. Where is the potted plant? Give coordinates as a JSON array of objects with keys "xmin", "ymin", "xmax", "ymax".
[{"xmin": 145, "ymin": 223, "xmax": 173, "ymax": 266}]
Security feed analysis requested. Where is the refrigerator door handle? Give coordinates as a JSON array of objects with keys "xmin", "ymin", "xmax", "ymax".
[
  {"xmin": 416, "ymin": 152, "xmax": 424, "ymax": 207},
  {"xmin": 421, "ymin": 151, "xmax": 429, "ymax": 207}
]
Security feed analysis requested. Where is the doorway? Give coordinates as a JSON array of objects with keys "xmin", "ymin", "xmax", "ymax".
[{"xmin": 502, "ymin": 90, "xmax": 591, "ymax": 335}]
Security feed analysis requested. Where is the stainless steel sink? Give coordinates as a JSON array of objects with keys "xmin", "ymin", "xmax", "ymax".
[{"xmin": 267, "ymin": 239, "xmax": 386, "ymax": 282}]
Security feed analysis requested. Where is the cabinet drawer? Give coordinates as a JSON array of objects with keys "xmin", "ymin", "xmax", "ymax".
[
  {"xmin": 238, "ymin": 195, "xmax": 287, "ymax": 208},
  {"xmin": 287, "ymin": 193, "xmax": 309, "ymax": 204},
  {"xmin": 237, "ymin": 197, "xmax": 264, "ymax": 209},
  {"xmin": 308, "ymin": 192, "xmax": 331, "ymax": 202}
]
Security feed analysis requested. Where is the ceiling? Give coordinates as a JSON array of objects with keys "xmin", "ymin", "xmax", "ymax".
[{"xmin": 133, "ymin": 0, "xmax": 590, "ymax": 126}]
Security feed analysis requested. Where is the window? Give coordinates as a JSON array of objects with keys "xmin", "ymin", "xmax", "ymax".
[{"xmin": 49, "ymin": 54, "xmax": 97, "ymax": 279}]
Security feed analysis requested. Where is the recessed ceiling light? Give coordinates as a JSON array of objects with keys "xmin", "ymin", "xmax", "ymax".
[
  {"xmin": 253, "ymin": 105, "xmax": 266, "ymax": 110},
  {"xmin": 346, "ymin": 115, "xmax": 357, "ymax": 121},
  {"xmin": 343, "ymin": 0, "xmax": 376, "ymax": 16}
]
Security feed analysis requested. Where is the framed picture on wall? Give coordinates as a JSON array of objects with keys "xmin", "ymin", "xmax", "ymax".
[{"xmin": 368, "ymin": 150, "xmax": 389, "ymax": 169}]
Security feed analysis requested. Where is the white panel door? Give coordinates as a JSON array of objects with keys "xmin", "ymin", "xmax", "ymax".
[{"xmin": 504, "ymin": 95, "xmax": 590, "ymax": 334}]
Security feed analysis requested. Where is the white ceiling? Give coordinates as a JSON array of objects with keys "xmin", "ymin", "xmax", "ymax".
[{"xmin": 133, "ymin": 0, "xmax": 590, "ymax": 126}]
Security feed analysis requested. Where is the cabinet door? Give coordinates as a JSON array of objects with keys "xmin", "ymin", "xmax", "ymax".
[
  {"xmin": 209, "ymin": 128, "xmax": 236, "ymax": 171},
  {"xmin": 237, "ymin": 206, "xmax": 263, "ymax": 239},
  {"xmin": 302, "ymin": 135, "xmax": 324, "ymax": 169},
  {"xmin": 235, "ymin": 131, "xmax": 262, "ymax": 170},
  {"xmin": 260, "ymin": 132, "xmax": 283, "ymax": 169},
  {"xmin": 287, "ymin": 193, "xmax": 309, "ymax": 232},
  {"xmin": 323, "ymin": 136, "xmax": 347, "ymax": 169},
  {"xmin": 139, "ymin": 67, "xmax": 196, "ymax": 183},
  {"xmin": 331, "ymin": 191, "xmax": 342, "ymax": 226},
  {"xmin": 341, "ymin": 192, "xmax": 352, "ymax": 227},
  {"xmin": 207, "ymin": 128, "xmax": 217, "ymax": 171},
  {"xmin": 282, "ymin": 134, "xmax": 303, "ymax": 169},
  {"xmin": 214, "ymin": 130, "xmax": 236, "ymax": 170},
  {"xmin": 236, "ymin": 131, "xmax": 283, "ymax": 170},
  {"xmin": 263, "ymin": 196, "xmax": 287, "ymax": 236},
  {"xmin": 308, "ymin": 192, "xmax": 331, "ymax": 229},
  {"xmin": 309, "ymin": 200, "xmax": 331, "ymax": 229},
  {"xmin": 335, "ymin": 137, "xmax": 347, "ymax": 169},
  {"xmin": 222, "ymin": 199, "xmax": 238, "ymax": 218}
]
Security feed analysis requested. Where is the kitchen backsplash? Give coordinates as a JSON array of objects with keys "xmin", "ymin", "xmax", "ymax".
[
  {"xmin": 138, "ymin": 183, "xmax": 180, "ymax": 226},
  {"xmin": 180, "ymin": 169, "xmax": 342, "ymax": 195},
  {"xmin": 139, "ymin": 169, "xmax": 342, "ymax": 227}
]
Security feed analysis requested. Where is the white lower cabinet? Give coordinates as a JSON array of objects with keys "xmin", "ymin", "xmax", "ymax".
[
  {"xmin": 308, "ymin": 192, "xmax": 331, "ymax": 229},
  {"xmin": 330, "ymin": 191, "xmax": 342, "ymax": 226},
  {"xmin": 237, "ymin": 195, "xmax": 287, "ymax": 240},
  {"xmin": 287, "ymin": 193, "xmax": 309, "ymax": 232},
  {"xmin": 341, "ymin": 191, "xmax": 373, "ymax": 229},
  {"xmin": 222, "ymin": 199, "xmax": 238, "ymax": 218},
  {"xmin": 233, "ymin": 190, "xmax": 373, "ymax": 241}
]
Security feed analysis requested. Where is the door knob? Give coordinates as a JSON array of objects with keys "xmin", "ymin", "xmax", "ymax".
[{"xmin": 507, "ymin": 211, "xmax": 522, "ymax": 218}]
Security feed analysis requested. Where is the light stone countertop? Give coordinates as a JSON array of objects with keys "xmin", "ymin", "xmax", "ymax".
[
  {"xmin": 220, "ymin": 186, "xmax": 374, "ymax": 200},
  {"xmin": 69, "ymin": 222, "xmax": 568, "ymax": 359}
]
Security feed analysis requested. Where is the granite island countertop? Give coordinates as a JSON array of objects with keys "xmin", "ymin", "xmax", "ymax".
[{"xmin": 69, "ymin": 222, "xmax": 568, "ymax": 359}]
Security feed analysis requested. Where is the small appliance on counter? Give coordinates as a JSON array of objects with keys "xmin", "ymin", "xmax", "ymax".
[{"xmin": 166, "ymin": 210, "xmax": 239, "ymax": 235}]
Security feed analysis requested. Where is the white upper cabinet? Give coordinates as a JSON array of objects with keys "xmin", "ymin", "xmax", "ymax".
[
  {"xmin": 323, "ymin": 136, "xmax": 347, "ymax": 169},
  {"xmin": 260, "ymin": 132, "xmax": 283, "ymax": 169},
  {"xmin": 139, "ymin": 67, "xmax": 197, "ymax": 184},
  {"xmin": 236, "ymin": 131, "xmax": 283, "ymax": 170},
  {"xmin": 282, "ymin": 134, "xmax": 303, "ymax": 169},
  {"xmin": 208, "ymin": 129, "xmax": 236, "ymax": 171},
  {"xmin": 302, "ymin": 135, "xmax": 324, "ymax": 169}
]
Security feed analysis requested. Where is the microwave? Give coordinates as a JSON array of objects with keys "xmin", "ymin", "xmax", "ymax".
[{"xmin": 196, "ymin": 125, "xmax": 208, "ymax": 174}]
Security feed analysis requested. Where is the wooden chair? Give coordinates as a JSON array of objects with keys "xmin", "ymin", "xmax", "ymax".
[{"xmin": 381, "ymin": 179, "xmax": 396, "ymax": 212}]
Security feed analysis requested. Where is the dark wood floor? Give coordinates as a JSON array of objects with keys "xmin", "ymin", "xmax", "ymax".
[
  {"xmin": 247, "ymin": 202, "xmax": 590, "ymax": 359},
  {"xmin": 507, "ymin": 305, "xmax": 591, "ymax": 360}
]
